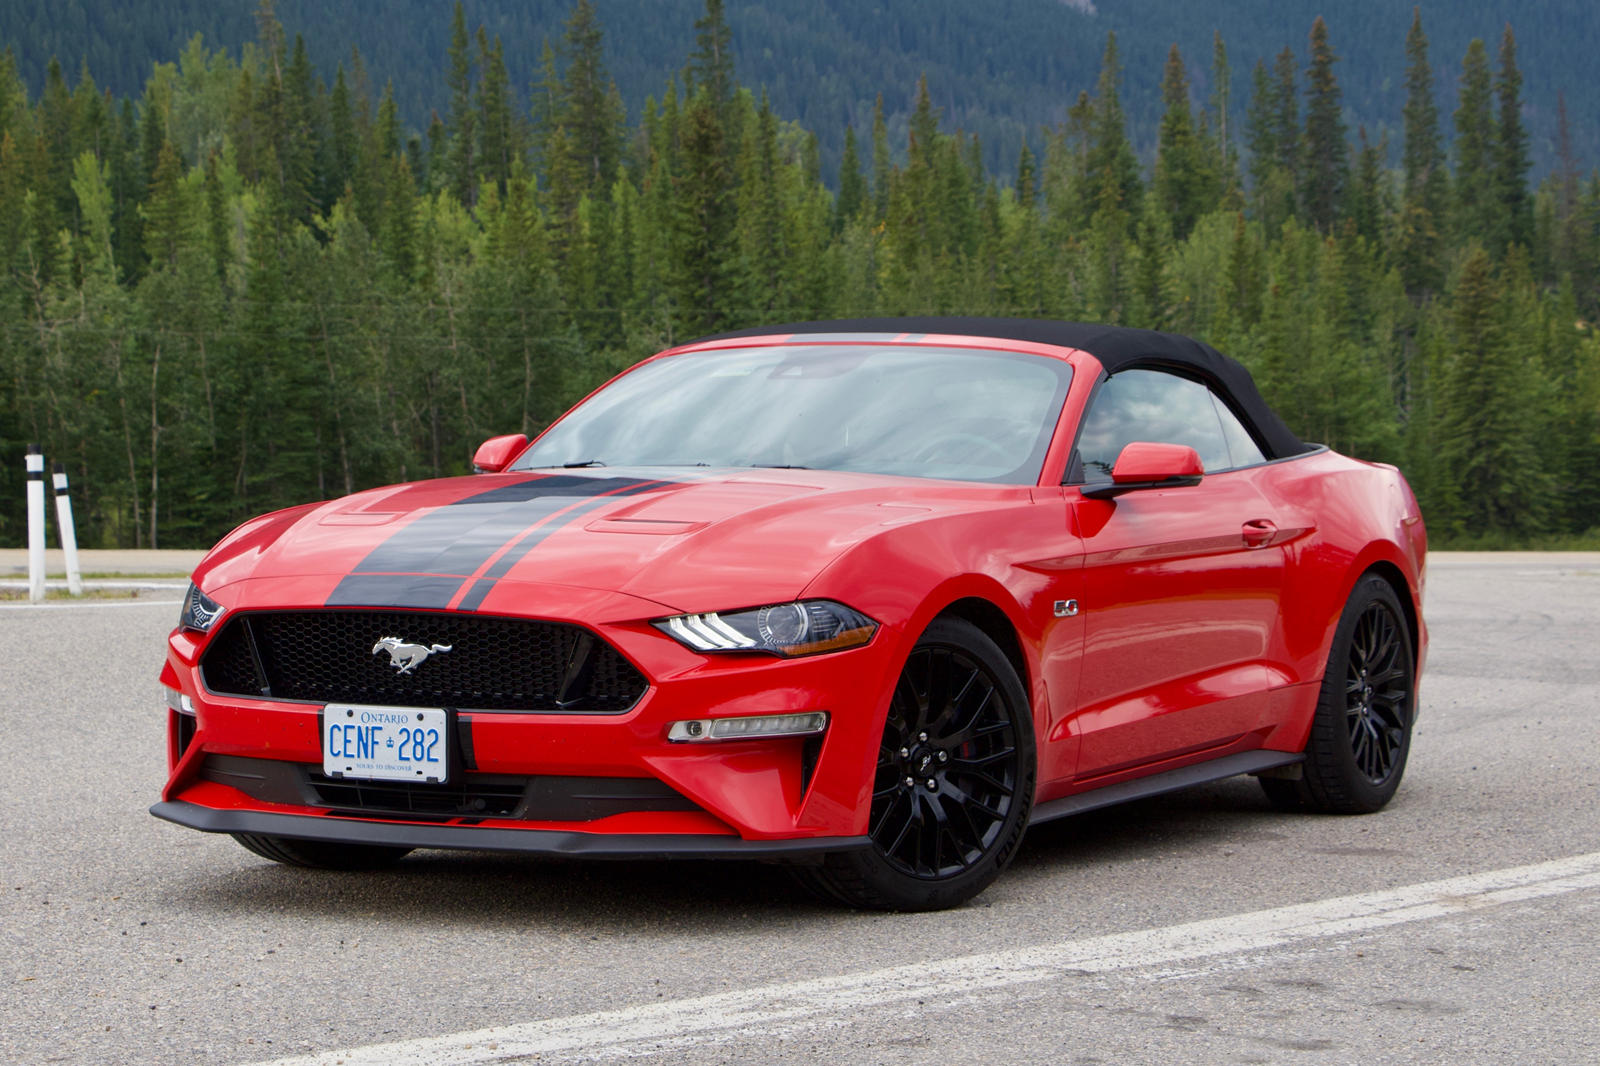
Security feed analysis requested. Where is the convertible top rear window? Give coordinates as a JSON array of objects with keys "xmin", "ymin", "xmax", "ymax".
[{"xmin": 515, "ymin": 344, "xmax": 1073, "ymax": 484}]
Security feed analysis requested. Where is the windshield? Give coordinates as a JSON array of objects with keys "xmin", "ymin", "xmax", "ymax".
[{"xmin": 514, "ymin": 344, "xmax": 1073, "ymax": 484}]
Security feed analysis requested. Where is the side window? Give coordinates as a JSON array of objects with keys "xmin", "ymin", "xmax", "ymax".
[
  {"xmin": 1212, "ymin": 392, "xmax": 1266, "ymax": 469},
  {"xmin": 1073, "ymin": 368, "xmax": 1247, "ymax": 481}
]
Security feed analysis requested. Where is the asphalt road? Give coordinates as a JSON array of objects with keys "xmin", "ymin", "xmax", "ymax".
[{"xmin": 2, "ymin": 554, "xmax": 1597, "ymax": 1065}]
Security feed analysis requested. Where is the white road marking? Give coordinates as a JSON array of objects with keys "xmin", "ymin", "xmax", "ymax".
[
  {"xmin": 249, "ymin": 850, "xmax": 1600, "ymax": 1066},
  {"xmin": 0, "ymin": 598, "xmax": 182, "ymax": 611}
]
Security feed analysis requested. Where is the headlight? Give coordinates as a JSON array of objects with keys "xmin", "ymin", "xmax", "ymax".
[
  {"xmin": 178, "ymin": 583, "xmax": 224, "ymax": 632},
  {"xmin": 655, "ymin": 600, "xmax": 877, "ymax": 657}
]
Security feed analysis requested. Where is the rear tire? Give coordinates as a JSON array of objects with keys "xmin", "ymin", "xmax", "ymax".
[
  {"xmin": 798, "ymin": 617, "xmax": 1035, "ymax": 911},
  {"xmin": 231, "ymin": 833, "xmax": 413, "ymax": 869},
  {"xmin": 1262, "ymin": 574, "xmax": 1416, "ymax": 814}
]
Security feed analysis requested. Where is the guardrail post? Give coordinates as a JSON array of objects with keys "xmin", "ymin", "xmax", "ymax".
[
  {"xmin": 26, "ymin": 445, "xmax": 45, "ymax": 603},
  {"xmin": 52, "ymin": 463, "xmax": 83, "ymax": 596}
]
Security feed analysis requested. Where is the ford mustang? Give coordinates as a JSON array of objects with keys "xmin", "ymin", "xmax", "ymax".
[{"xmin": 152, "ymin": 318, "xmax": 1427, "ymax": 910}]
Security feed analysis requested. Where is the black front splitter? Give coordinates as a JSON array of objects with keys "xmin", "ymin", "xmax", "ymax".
[{"xmin": 150, "ymin": 800, "xmax": 869, "ymax": 862}]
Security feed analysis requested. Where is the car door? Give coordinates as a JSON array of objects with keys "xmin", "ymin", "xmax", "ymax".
[{"xmin": 1065, "ymin": 367, "xmax": 1288, "ymax": 778}]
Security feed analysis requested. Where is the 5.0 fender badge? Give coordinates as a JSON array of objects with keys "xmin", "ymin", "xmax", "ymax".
[{"xmin": 372, "ymin": 636, "xmax": 453, "ymax": 674}]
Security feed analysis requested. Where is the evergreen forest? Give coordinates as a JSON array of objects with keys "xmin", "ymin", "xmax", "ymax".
[{"xmin": 1, "ymin": 0, "xmax": 1597, "ymax": 550}]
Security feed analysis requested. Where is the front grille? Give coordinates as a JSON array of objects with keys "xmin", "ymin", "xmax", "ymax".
[{"xmin": 200, "ymin": 610, "xmax": 647, "ymax": 712}]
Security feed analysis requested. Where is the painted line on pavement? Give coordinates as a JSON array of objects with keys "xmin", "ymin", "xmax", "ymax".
[{"xmin": 248, "ymin": 849, "xmax": 1600, "ymax": 1066}]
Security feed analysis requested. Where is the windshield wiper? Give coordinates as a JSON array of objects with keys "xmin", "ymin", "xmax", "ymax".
[
  {"xmin": 562, "ymin": 458, "xmax": 607, "ymax": 468},
  {"xmin": 752, "ymin": 463, "xmax": 810, "ymax": 469}
]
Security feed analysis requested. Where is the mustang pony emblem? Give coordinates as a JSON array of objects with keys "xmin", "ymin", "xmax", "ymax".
[{"xmin": 372, "ymin": 636, "xmax": 453, "ymax": 674}]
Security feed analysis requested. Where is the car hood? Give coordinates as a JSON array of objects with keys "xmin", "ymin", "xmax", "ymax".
[{"xmin": 193, "ymin": 468, "xmax": 991, "ymax": 615}]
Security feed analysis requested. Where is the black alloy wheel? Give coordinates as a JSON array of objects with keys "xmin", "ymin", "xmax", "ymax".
[
  {"xmin": 872, "ymin": 641, "xmax": 1022, "ymax": 877},
  {"xmin": 798, "ymin": 617, "xmax": 1036, "ymax": 910},
  {"xmin": 1261, "ymin": 574, "xmax": 1416, "ymax": 814},
  {"xmin": 1345, "ymin": 599, "xmax": 1410, "ymax": 784}
]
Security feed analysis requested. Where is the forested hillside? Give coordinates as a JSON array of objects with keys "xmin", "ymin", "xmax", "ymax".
[
  {"xmin": 0, "ymin": 1, "xmax": 1597, "ymax": 550},
  {"xmin": 4, "ymin": 0, "xmax": 1597, "ymax": 182}
]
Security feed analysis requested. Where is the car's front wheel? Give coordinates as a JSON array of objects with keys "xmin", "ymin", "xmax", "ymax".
[
  {"xmin": 231, "ymin": 833, "xmax": 413, "ymax": 869},
  {"xmin": 1261, "ymin": 573, "xmax": 1416, "ymax": 813},
  {"xmin": 799, "ymin": 617, "xmax": 1035, "ymax": 911}
]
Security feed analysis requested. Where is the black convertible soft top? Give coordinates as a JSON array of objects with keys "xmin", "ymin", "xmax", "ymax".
[{"xmin": 701, "ymin": 317, "xmax": 1309, "ymax": 460}]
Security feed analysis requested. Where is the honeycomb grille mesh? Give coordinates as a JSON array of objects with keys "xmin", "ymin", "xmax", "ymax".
[{"xmin": 199, "ymin": 610, "xmax": 647, "ymax": 712}]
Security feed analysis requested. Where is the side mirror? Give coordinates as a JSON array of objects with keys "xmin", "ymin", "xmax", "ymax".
[
  {"xmin": 472, "ymin": 434, "xmax": 528, "ymax": 473},
  {"xmin": 1080, "ymin": 441, "xmax": 1204, "ymax": 499}
]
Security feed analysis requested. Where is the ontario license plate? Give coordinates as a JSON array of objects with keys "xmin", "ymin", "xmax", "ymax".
[{"xmin": 322, "ymin": 705, "xmax": 448, "ymax": 783}]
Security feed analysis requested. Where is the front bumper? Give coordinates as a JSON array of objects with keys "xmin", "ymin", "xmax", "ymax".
[
  {"xmin": 150, "ymin": 800, "xmax": 869, "ymax": 860},
  {"xmin": 157, "ymin": 592, "xmax": 903, "ymax": 851}
]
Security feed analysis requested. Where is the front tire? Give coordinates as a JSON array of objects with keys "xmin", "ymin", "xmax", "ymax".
[
  {"xmin": 1262, "ymin": 574, "xmax": 1416, "ymax": 814},
  {"xmin": 231, "ymin": 833, "xmax": 413, "ymax": 870},
  {"xmin": 800, "ymin": 617, "xmax": 1036, "ymax": 911}
]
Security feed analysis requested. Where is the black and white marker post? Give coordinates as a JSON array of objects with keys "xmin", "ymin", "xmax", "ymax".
[
  {"xmin": 25, "ymin": 444, "xmax": 45, "ymax": 603},
  {"xmin": 52, "ymin": 463, "xmax": 83, "ymax": 596}
]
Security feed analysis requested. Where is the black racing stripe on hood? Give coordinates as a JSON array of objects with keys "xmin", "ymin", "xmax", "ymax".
[
  {"xmin": 324, "ymin": 575, "xmax": 467, "ymax": 609},
  {"xmin": 325, "ymin": 475, "xmax": 660, "ymax": 609},
  {"xmin": 453, "ymin": 483, "xmax": 662, "ymax": 612}
]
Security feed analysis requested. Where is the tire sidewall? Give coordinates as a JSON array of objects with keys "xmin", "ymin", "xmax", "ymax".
[{"xmin": 1308, "ymin": 575, "xmax": 1416, "ymax": 812}]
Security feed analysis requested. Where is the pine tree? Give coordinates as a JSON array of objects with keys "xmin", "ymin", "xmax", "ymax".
[
  {"xmin": 1400, "ymin": 7, "xmax": 1447, "ymax": 299},
  {"xmin": 279, "ymin": 35, "xmax": 319, "ymax": 224},
  {"xmin": 476, "ymin": 30, "xmax": 516, "ymax": 197},
  {"xmin": 836, "ymin": 124, "xmax": 865, "ymax": 226},
  {"xmin": 531, "ymin": 39, "xmax": 560, "ymax": 173},
  {"xmin": 1493, "ymin": 25, "xmax": 1532, "ymax": 252},
  {"xmin": 558, "ymin": 0, "xmax": 623, "ymax": 197},
  {"xmin": 1209, "ymin": 32, "xmax": 1233, "ymax": 176},
  {"xmin": 1436, "ymin": 246, "xmax": 1553, "ymax": 536},
  {"xmin": 444, "ymin": 1, "xmax": 476, "ymax": 207},
  {"xmin": 1245, "ymin": 60, "xmax": 1281, "ymax": 214},
  {"xmin": 733, "ymin": 91, "xmax": 783, "ymax": 321},
  {"xmin": 1016, "ymin": 141, "xmax": 1036, "ymax": 212},
  {"xmin": 1084, "ymin": 33, "xmax": 1141, "ymax": 227},
  {"xmin": 1153, "ymin": 44, "xmax": 1207, "ymax": 241},
  {"xmin": 328, "ymin": 65, "xmax": 356, "ymax": 201},
  {"xmin": 1453, "ymin": 40, "xmax": 1496, "ymax": 247},
  {"xmin": 670, "ymin": 93, "xmax": 733, "ymax": 336},
  {"xmin": 38, "ymin": 58, "xmax": 76, "ymax": 224},
  {"xmin": 142, "ymin": 139, "xmax": 190, "ymax": 270},
  {"xmin": 203, "ymin": 150, "xmax": 230, "ymax": 283},
  {"xmin": 1301, "ymin": 17, "xmax": 1347, "ymax": 233},
  {"xmin": 1346, "ymin": 127, "xmax": 1385, "ymax": 246},
  {"xmin": 1245, "ymin": 53, "xmax": 1296, "ymax": 229},
  {"xmin": 688, "ymin": 0, "xmax": 735, "ymax": 128},
  {"xmin": 870, "ymin": 94, "xmax": 890, "ymax": 224}
]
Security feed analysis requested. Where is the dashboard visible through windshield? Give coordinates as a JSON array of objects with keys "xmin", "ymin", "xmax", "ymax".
[{"xmin": 514, "ymin": 344, "xmax": 1073, "ymax": 484}]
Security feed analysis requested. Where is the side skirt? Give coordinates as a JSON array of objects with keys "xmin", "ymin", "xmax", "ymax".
[{"xmin": 1028, "ymin": 750, "xmax": 1304, "ymax": 827}]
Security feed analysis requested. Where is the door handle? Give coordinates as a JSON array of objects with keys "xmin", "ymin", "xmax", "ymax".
[{"xmin": 1241, "ymin": 519, "xmax": 1277, "ymax": 547}]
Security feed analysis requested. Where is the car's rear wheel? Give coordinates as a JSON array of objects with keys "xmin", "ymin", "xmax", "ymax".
[
  {"xmin": 231, "ymin": 833, "xmax": 413, "ymax": 869},
  {"xmin": 1261, "ymin": 574, "xmax": 1416, "ymax": 814},
  {"xmin": 799, "ymin": 617, "xmax": 1035, "ymax": 911}
]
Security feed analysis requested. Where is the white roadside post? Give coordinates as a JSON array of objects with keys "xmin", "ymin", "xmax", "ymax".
[
  {"xmin": 25, "ymin": 445, "xmax": 46, "ymax": 603},
  {"xmin": 52, "ymin": 463, "xmax": 83, "ymax": 596}
]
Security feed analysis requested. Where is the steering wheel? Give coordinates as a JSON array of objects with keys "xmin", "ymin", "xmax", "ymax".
[{"xmin": 912, "ymin": 433, "xmax": 1014, "ymax": 468}]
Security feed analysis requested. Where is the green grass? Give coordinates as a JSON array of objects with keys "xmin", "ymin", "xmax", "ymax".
[
  {"xmin": 1428, "ymin": 528, "xmax": 1600, "ymax": 551},
  {"xmin": 0, "ymin": 586, "xmax": 181, "ymax": 602}
]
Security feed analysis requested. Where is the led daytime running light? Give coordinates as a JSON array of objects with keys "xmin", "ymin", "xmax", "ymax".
[
  {"xmin": 668, "ymin": 712, "xmax": 829, "ymax": 743},
  {"xmin": 655, "ymin": 600, "xmax": 876, "ymax": 657}
]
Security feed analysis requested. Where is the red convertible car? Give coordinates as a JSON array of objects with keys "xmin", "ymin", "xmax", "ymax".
[{"xmin": 153, "ymin": 319, "xmax": 1427, "ymax": 910}]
